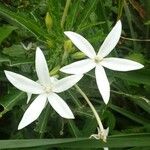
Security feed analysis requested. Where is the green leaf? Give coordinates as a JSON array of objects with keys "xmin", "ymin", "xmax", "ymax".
[
  {"xmin": 65, "ymin": 0, "xmax": 81, "ymax": 30},
  {"xmin": 34, "ymin": 105, "xmax": 51, "ymax": 136},
  {"xmin": 109, "ymin": 104, "xmax": 150, "ymax": 125},
  {"xmin": 0, "ymin": 91, "xmax": 25, "ymax": 117},
  {"xmin": 0, "ymin": 25, "xmax": 17, "ymax": 44},
  {"xmin": 9, "ymin": 58, "xmax": 33, "ymax": 66},
  {"xmin": 77, "ymin": 0, "xmax": 98, "ymax": 30},
  {"xmin": 68, "ymin": 120, "xmax": 83, "ymax": 137},
  {"xmin": 112, "ymin": 90, "xmax": 150, "ymax": 114},
  {"xmin": 0, "ymin": 133, "xmax": 149, "ymax": 149},
  {"xmin": 3, "ymin": 44, "xmax": 26, "ymax": 57},
  {"xmin": 0, "ymin": 54, "xmax": 11, "ymax": 63},
  {"xmin": 0, "ymin": 54, "xmax": 33, "ymax": 66},
  {"xmin": 113, "ymin": 70, "xmax": 150, "ymax": 86},
  {"xmin": 0, "ymin": 3, "xmax": 51, "ymax": 41},
  {"xmin": 82, "ymin": 117, "xmax": 97, "ymax": 136},
  {"xmin": 87, "ymin": 69, "xmax": 150, "ymax": 87},
  {"xmin": 104, "ymin": 110, "xmax": 116, "ymax": 130}
]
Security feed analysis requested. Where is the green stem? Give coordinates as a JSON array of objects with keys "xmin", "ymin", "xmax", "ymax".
[
  {"xmin": 67, "ymin": 90, "xmax": 82, "ymax": 108},
  {"xmin": 121, "ymin": 36, "xmax": 150, "ymax": 42},
  {"xmin": 61, "ymin": 0, "xmax": 71, "ymax": 29},
  {"xmin": 99, "ymin": 0, "xmax": 109, "ymax": 32},
  {"xmin": 75, "ymin": 85, "xmax": 104, "ymax": 131},
  {"xmin": 117, "ymin": 0, "xmax": 124, "ymax": 20},
  {"xmin": 124, "ymin": 0, "xmax": 137, "ymax": 50},
  {"xmin": 38, "ymin": 105, "xmax": 50, "ymax": 138},
  {"xmin": 61, "ymin": 50, "xmax": 68, "ymax": 65}
]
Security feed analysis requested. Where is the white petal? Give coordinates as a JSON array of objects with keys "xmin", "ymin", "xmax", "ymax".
[
  {"xmin": 27, "ymin": 93, "xmax": 32, "ymax": 104},
  {"xmin": 4, "ymin": 70, "xmax": 44, "ymax": 94},
  {"xmin": 98, "ymin": 20, "xmax": 122, "ymax": 57},
  {"xmin": 103, "ymin": 127, "xmax": 109, "ymax": 138},
  {"xmin": 26, "ymin": 79, "xmax": 41, "ymax": 104},
  {"xmin": 60, "ymin": 59, "xmax": 96, "ymax": 74},
  {"xmin": 36, "ymin": 47, "xmax": 51, "ymax": 86},
  {"xmin": 102, "ymin": 127, "xmax": 109, "ymax": 144},
  {"xmin": 95, "ymin": 65, "xmax": 110, "ymax": 104},
  {"xmin": 50, "ymin": 76, "xmax": 58, "ymax": 83},
  {"xmin": 64, "ymin": 31, "xmax": 96, "ymax": 58},
  {"xmin": 53, "ymin": 75, "xmax": 83, "ymax": 93},
  {"xmin": 18, "ymin": 94, "xmax": 47, "ymax": 130},
  {"xmin": 48, "ymin": 93, "xmax": 74, "ymax": 119},
  {"xmin": 101, "ymin": 57, "xmax": 144, "ymax": 71}
]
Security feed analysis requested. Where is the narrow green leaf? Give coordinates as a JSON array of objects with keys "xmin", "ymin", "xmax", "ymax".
[
  {"xmin": 65, "ymin": 0, "xmax": 81, "ymax": 30},
  {"xmin": 34, "ymin": 105, "xmax": 51, "ymax": 137},
  {"xmin": 117, "ymin": 0, "xmax": 124, "ymax": 20},
  {"xmin": 124, "ymin": 0, "xmax": 137, "ymax": 50},
  {"xmin": 68, "ymin": 120, "xmax": 82, "ymax": 137},
  {"xmin": 82, "ymin": 117, "xmax": 97, "ymax": 136},
  {"xmin": 109, "ymin": 104, "xmax": 150, "ymax": 125},
  {"xmin": 87, "ymin": 69, "xmax": 150, "ymax": 86},
  {"xmin": 0, "ymin": 133, "xmax": 149, "ymax": 149},
  {"xmin": 112, "ymin": 90, "xmax": 150, "ymax": 114},
  {"xmin": 113, "ymin": 70, "xmax": 150, "ymax": 86}
]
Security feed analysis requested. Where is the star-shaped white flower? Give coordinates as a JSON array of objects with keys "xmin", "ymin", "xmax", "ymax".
[
  {"xmin": 5, "ymin": 47, "xmax": 83, "ymax": 130},
  {"xmin": 60, "ymin": 20, "xmax": 144, "ymax": 104}
]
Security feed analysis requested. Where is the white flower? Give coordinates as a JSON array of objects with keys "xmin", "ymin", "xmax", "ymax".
[
  {"xmin": 60, "ymin": 20, "xmax": 144, "ymax": 104},
  {"xmin": 5, "ymin": 47, "xmax": 83, "ymax": 130},
  {"xmin": 90, "ymin": 127, "xmax": 109, "ymax": 142}
]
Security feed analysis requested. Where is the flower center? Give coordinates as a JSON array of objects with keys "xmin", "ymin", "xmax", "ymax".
[
  {"xmin": 94, "ymin": 56, "xmax": 103, "ymax": 64},
  {"xmin": 44, "ymin": 86, "xmax": 53, "ymax": 93}
]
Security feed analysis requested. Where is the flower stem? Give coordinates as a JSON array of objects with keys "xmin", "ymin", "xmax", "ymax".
[
  {"xmin": 121, "ymin": 36, "xmax": 150, "ymax": 42},
  {"xmin": 75, "ymin": 85, "xmax": 104, "ymax": 131},
  {"xmin": 61, "ymin": 0, "xmax": 71, "ymax": 29}
]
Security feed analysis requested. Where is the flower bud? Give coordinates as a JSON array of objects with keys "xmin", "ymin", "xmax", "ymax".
[
  {"xmin": 64, "ymin": 40, "xmax": 73, "ymax": 53},
  {"xmin": 45, "ymin": 12, "xmax": 53, "ymax": 32},
  {"xmin": 50, "ymin": 65, "xmax": 60, "ymax": 76},
  {"xmin": 71, "ymin": 52, "xmax": 86, "ymax": 59},
  {"xmin": 46, "ymin": 40, "xmax": 53, "ymax": 48}
]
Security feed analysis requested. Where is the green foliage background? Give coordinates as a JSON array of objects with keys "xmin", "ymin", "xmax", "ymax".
[{"xmin": 0, "ymin": 0, "xmax": 150, "ymax": 149}]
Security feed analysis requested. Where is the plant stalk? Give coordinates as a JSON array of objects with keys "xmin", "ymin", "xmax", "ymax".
[
  {"xmin": 61, "ymin": 0, "xmax": 71, "ymax": 29},
  {"xmin": 75, "ymin": 85, "xmax": 104, "ymax": 131}
]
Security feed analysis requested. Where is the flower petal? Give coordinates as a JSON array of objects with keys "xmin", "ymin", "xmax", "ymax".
[
  {"xmin": 26, "ymin": 80, "xmax": 41, "ymax": 103},
  {"xmin": 95, "ymin": 65, "xmax": 110, "ymax": 104},
  {"xmin": 36, "ymin": 47, "xmax": 51, "ymax": 86},
  {"xmin": 60, "ymin": 59, "xmax": 96, "ymax": 74},
  {"xmin": 4, "ymin": 70, "xmax": 44, "ymax": 94},
  {"xmin": 103, "ymin": 127, "xmax": 109, "ymax": 139},
  {"xmin": 64, "ymin": 31, "xmax": 96, "ymax": 58},
  {"xmin": 48, "ymin": 93, "xmax": 74, "ymax": 119},
  {"xmin": 101, "ymin": 57, "xmax": 144, "ymax": 71},
  {"xmin": 53, "ymin": 75, "xmax": 83, "ymax": 93},
  {"xmin": 18, "ymin": 94, "xmax": 47, "ymax": 130},
  {"xmin": 50, "ymin": 76, "xmax": 58, "ymax": 83},
  {"xmin": 98, "ymin": 20, "xmax": 122, "ymax": 57}
]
